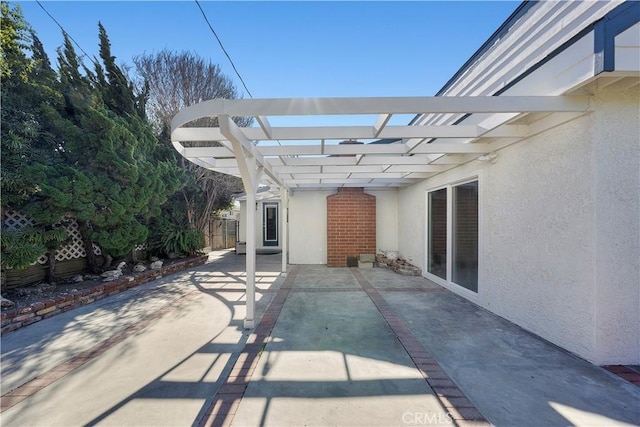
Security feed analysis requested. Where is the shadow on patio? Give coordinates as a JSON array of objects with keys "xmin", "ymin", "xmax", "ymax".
[{"xmin": 1, "ymin": 251, "xmax": 639, "ymax": 427}]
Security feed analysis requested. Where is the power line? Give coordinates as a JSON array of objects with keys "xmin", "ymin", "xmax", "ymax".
[
  {"xmin": 194, "ymin": 0, "xmax": 253, "ymax": 99},
  {"xmin": 35, "ymin": 0, "xmax": 96, "ymax": 65}
]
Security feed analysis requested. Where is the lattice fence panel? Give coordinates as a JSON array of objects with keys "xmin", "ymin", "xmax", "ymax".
[
  {"xmin": 2, "ymin": 210, "xmax": 102, "ymax": 264},
  {"xmin": 55, "ymin": 220, "xmax": 86, "ymax": 261},
  {"xmin": 4, "ymin": 210, "xmax": 34, "ymax": 229},
  {"xmin": 3, "ymin": 210, "xmax": 48, "ymax": 265}
]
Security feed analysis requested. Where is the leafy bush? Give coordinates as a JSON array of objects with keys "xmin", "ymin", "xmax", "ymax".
[
  {"xmin": 159, "ymin": 227, "xmax": 204, "ymax": 256},
  {"xmin": 0, "ymin": 226, "xmax": 68, "ymax": 269},
  {"xmin": 148, "ymin": 214, "xmax": 203, "ymax": 257}
]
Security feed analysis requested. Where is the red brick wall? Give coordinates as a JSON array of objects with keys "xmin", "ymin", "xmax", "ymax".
[{"xmin": 326, "ymin": 188, "xmax": 376, "ymax": 267}]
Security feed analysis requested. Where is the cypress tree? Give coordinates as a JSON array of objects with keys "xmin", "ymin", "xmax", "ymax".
[
  {"xmin": 1, "ymin": 2, "xmax": 69, "ymax": 280},
  {"xmin": 3, "ymin": 13, "xmax": 182, "ymax": 277},
  {"xmin": 29, "ymin": 27, "xmax": 182, "ymax": 268}
]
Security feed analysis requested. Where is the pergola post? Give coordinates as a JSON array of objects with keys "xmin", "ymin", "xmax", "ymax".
[
  {"xmin": 218, "ymin": 115, "xmax": 267, "ymax": 329},
  {"xmin": 281, "ymin": 186, "xmax": 288, "ymax": 274},
  {"xmin": 244, "ymin": 179, "xmax": 256, "ymax": 328}
]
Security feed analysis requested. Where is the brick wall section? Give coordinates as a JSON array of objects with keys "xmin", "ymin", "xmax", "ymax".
[
  {"xmin": 0, "ymin": 255, "xmax": 208, "ymax": 335},
  {"xmin": 327, "ymin": 188, "xmax": 376, "ymax": 267}
]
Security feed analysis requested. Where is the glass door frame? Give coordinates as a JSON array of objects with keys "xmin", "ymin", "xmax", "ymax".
[
  {"xmin": 424, "ymin": 174, "xmax": 481, "ymax": 297},
  {"xmin": 263, "ymin": 203, "xmax": 279, "ymax": 247}
]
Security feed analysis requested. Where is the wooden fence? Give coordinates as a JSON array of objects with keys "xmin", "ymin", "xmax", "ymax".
[{"xmin": 206, "ymin": 218, "xmax": 237, "ymax": 250}]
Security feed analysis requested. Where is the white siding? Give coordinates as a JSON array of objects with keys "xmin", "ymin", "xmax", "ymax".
[{"xmin": 615, "ymin": 22, "xmax": 640, "ymax": 72}]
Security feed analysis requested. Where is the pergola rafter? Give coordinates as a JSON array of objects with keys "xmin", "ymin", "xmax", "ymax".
[{"xmin": 171, "ymin": 95, "xmax": 591, "ymax": 191}]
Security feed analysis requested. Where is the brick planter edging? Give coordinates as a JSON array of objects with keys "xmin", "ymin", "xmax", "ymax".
[{"xmin": 1, "ymin": 255, "xmax": 208, "ymax": 335}]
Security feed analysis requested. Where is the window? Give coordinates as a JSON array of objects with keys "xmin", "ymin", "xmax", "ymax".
[{"xmin": 427, "ymin": 179, "xmax": 479, "ymax": 292}]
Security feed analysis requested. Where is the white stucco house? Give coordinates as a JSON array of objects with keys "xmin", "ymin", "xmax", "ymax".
[
  {"xmin": 234, "ymin": 186, "xmax": 282, "ymax": 252},
  {"xmin": 171, "ymin": 0, "xmax": 640, "ymax": 365}
]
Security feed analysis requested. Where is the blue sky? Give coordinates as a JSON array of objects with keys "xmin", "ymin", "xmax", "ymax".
[
  {"xmin": 17, "ymin": 1, "xmax": 519, "ymax": 127},
  {"xmin": 18, "ymin": 1, "xmax": 519, "ymax": 96}
]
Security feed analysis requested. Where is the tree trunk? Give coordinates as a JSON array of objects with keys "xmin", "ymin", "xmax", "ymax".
[
  {"xmin": 103, "ymin": 254, "xmax": 113, "ymax": 269},
  {"xmin": 45, "ymin": 252, "xmax": 56, "ymax": 284},
  {"xmin": 77, "ymin": 220, "xmax": 99, "ymax": 273}
]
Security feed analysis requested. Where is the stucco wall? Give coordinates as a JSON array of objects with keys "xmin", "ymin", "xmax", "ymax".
[
  {"xmin": 398, "ymin": 85, "xmax": 639, "ymax": 364},
  {"xmin": 288, "ymin": 190, "xmax": 332, "ymax": 264},
  {"xmin": 238, "ymin": 201, "xmax": 246, "ymax": 242},
  {"xmin": 592, "ymin": 84, "xmax": 640, "ymax": 364},
  {"xmin": 369, "ymin": 189, "xmax": 399, "ymax": 254},
  {"xmin": 482, "ymin": 113, "xmax": 597, "ymax": 361}
]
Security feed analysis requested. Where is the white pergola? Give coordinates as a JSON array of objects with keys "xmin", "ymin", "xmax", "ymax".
[{"xmin": 171, "ymin": 96, "xmax": 590, "ymax": 328}]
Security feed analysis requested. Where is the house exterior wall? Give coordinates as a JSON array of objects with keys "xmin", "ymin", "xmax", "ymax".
[
  {"xmin": 288, "ymin": 190, "xmax": 332, "ymax": 264},
  {"xmin": 254, "ymin": 189, "xmax": 399, "ymax": 265},
  {"xmin": 238, "ymin": 199, "xmax": 280, "ymax": 249},
  {"xmin": 592, "ymin": 84, "xmax": 640, "ymax": 364},
  {"xmin": 370, "ymin": 189, "xmax": 399, "ymax": 255},
  {"xmin": 398, "ymin": 84, "xmax": 639, "ymax": 364},
  {"xmin": 238, "ymin": 200, "xmax": 246, "ymax": 242}
]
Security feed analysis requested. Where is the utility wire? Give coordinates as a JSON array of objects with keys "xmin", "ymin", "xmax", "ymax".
[
  {"xmin": 194, "ymin": 0, "xmax": 253, "ymax": 99},
  {"xmin": 194, "ymin": 0, "xmax": 283, "ymax": 146},
  {"xmin": 35, "ymin": 0, "xmax": 96, "ymax": 65}
]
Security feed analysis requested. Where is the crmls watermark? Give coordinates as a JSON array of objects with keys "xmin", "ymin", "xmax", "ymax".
[{"xmin": 402, "ymin": 411, "xmax": 453, "ymax": 425}]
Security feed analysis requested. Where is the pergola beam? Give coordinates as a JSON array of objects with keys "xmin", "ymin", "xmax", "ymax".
[
  {"xmin": 171, "ymin": 96, "xmax": 591, "ymax": 192},
  {"xmin": 174, "ymin": 124, "xmax": 536, "ymax": 141},
  {"xmin": 172, "ymin": 96, "xmax": 590, "ymax": 119},
  {"xmin": 182, "ymin": 146, "xmax": 235, "ymax": 159},
  {"xmin": 410, "ymin": 142, "xmax": 491, "ymax": 154},
  {"xmin": 278, "ymin": 157, "xmax": 357, "ymax": 166},
  {"xmin": 358, "ymin": 155, "xmax": 436, "ymax": 165}
]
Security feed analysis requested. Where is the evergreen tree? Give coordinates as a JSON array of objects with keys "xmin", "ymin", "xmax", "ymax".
[
  {"xmin": 1, "ymin": 2, "xmax": 69, "ymax": 280},
  {"xmin": 23, "ymin": 27, "xmax": 182, "ymax": 268},
  {"xmin": 3, "ymin": 10, "xmax": 182, "ymax": 278},
  {"xmin": 96, "ymin": 22, "xmax": 137, "ymax": 117}
]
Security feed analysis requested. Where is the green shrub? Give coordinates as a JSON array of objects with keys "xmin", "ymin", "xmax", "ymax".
[
  {"xmin": 148, "ymin": 214, "xmax": 203, "ymax": 257},
  {"xmin": 0, "ymin": 226, "xmax": 67, "ymax": 269}
]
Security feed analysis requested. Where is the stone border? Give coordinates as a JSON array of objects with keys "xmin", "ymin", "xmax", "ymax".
[
  {"xmin": 350, "ymin": 268, "xmax": 490, "ymax": 427},
  {"xmin": 603, "ymin": 365, "xmax": 640, "ymax": 387},
  {"xmin": 0, "ymin": 255, "xmax": 208, "ymax": 335},
  {"xmin": 197, "ymin": 265, "xmax": 300, "ymax": 427}
]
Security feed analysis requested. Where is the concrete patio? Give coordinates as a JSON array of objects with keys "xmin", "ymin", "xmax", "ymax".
[{"xmin": 1, "ymin": 250, "xmax": 638, "ymax": 426}]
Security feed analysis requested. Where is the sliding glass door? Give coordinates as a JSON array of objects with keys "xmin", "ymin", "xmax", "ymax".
[
  {"xmin": 452, "ymin": 181, "xmax": 478, "ymax": 292},
  {"xmin": 427, "ymin": 179, "xmax": 479, "ymax": 292},
  {"xmin": 428, "ymin": 188, "xmax": 447, "ymax": 280}
]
